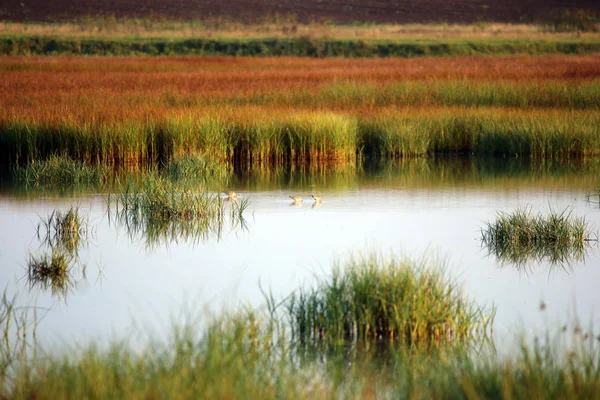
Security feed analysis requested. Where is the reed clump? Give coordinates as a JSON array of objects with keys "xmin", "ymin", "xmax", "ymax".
[
  {"xmin": 26, "ymin": 251, "xmax": 74, "ymax": 299},
  {"xmin": 481, "ymin": 207, "xmax": 597, "ymax": 265},
  {"xmin": 36, "ymin": 206, "xmax": 89, "ymax": 256},
  {"xmin": 13, "ymin": 154, "xmax": 110, "ymax": 186},
  {"xmin": 287, "ymin": 252, "xmax": 493, "ymax": 346},
  {"xmin": 107, "ymin": 174, "xmax": 248, "ymax": 248}
]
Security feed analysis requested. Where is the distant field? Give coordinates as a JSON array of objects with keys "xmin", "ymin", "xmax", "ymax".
[{"xmin": 1, "ymin": 0, "xmax": 599, "ymax": 24}]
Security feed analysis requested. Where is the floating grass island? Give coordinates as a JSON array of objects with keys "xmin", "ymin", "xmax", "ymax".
[{"xmin": 481, "ymin": 207, "xmax": 598, "ymax": 266}]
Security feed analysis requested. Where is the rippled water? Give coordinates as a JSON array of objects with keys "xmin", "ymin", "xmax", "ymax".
[{"xmin": 1, "ymin": 158, "xmax": 599, "ymax": 348}]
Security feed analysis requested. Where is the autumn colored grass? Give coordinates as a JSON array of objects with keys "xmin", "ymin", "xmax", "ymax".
[{"xmin": 1, "ymin": 56, "xmax": 599, "ymax": 167}]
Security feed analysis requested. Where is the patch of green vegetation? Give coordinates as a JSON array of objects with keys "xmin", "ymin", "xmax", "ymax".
[
  {"xmin": 481, "ymin": 207, "xmax": 597, "ymax": 266},
  {"xmin": 36, "ymin": 206, "xmax": 90, "ymax": 256},
  {"xmin": 287, "ymin": 252, "xmax": 493, "ymax": 347},
  {"xmin": 2, "ymin": 35, "xmax": 600, "ymax": 57},
  {"xmin": 2, "ymin": 265, "xmax": 600, "ymax": 398},
  {"xmin": 107, "ymin": 173, "xmax": 249, "ymax": 249},
  {"xmin": 26, "ymin": 250, "xmax": 77, "ymax": 299},
  {"xmin": 538, "ymin": 9, "xmax": 599, "ymax": 32},
  {"xmin": 13, "ymin": 154, "xmax": 110, "ymax": 187}
]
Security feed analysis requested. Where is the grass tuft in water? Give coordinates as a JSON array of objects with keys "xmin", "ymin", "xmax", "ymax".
[
  {"xmin": 481, "ymin": 207, "xmax": 597, "ymax": 266},
  {"xmin": 36, "ymin": 207, "xmax": 89, "ymax": 256},
  {"xmin": 26, "ymin": 251, "xmax": 76, "ymax": 299},
  {"xmin": 286, "ymin": 252, "xmax": 493, "ymax": 347},
  {"xmin": 13, "ymin": 154, "xmax": 111, "ymax": 186},
  {"xmin": 107, "ymin": 173, "xmax": 248, "ymax": 248}
]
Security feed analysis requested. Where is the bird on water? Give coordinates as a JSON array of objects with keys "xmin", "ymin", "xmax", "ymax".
[
  {"xmin": 311, "ymin": 194, "xmax": 322, "ymax": 203},
  {"xmin": 289, "ymin": 196, "xmax": 303, "ymax": 203},
  {"xmin": 225, "ymin": 191, "xmax": 238, "ymax": 200}
]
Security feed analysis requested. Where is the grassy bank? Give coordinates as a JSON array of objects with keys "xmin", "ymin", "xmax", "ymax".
[
  {"xmin": 3, "ymin": 35, "xmax": 600, "ymax": 57},
  {"xmin": 2, "ymin": 252, "xmax": 600, "ymax": 398}
]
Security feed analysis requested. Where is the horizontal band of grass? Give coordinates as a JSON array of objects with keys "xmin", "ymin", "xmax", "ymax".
[
  {"xmin": 481, "ymin": 207, "xmax": 597, "ymax": 265},
  {"xmin": 158, "ymin": 81, "xmax": 600, "ymax": 110},
  {"xmin": 3, "ymin": 35, "xmax": 600, "ymax": 57},
  {"xmin": 287, "ymin": 252, "xmax": 493, "ymax": 346},
  {"xmin": 2, "ymin": 108, "xmax": 599, "ymax": 167}
]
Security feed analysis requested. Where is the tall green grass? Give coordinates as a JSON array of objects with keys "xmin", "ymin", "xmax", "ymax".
[
  {"xmin": 286, "ymin": 252, "xmax": 493, "ymax": 347},
  {"xmin": 3, "ymin": 110, "xmax": 599, "ymax": 169},
  {"xmin": 481, "ymin": 207, "xmax": 597, "ymax": 266}
]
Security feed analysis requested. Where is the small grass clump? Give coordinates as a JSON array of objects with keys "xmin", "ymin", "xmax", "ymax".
[
  {"xmin": 107, "ymin": 174, "xmax": 248, "ymax": 248},
  {"xmin": 287, "ymin": 252, "xmax": 493, "ymax": 346},
  {"xmin": 13, "ymin": 154, "xmax": 110, "ymax": 186},
  {"xmin": 37, "ymin": 206, "xmax": 89, "ymax": 256},
  {"xmin": 481, "ymin": 207, "xmax": 597, "ymax": 265},
  {"xmin": 26, "ymin": 250, "xmax": 75, "ymax": 299}
]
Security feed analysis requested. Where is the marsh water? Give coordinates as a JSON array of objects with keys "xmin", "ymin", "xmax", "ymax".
[{"xmin": 1, "ymin": 157, "xmax": 600, "ymax": 349}]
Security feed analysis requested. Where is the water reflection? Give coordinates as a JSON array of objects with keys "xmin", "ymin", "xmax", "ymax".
[
  {"xmin": 107, "ymin": 198, "xmax": 250, "ymax": 250},
  {"xmin": 26, "ymin": 207, "xmax": 92, "ymax": 300}
]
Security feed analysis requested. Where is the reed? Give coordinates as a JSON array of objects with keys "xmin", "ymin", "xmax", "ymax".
[
  {"xmin": 13, "ymin": 154, "xmax": 110, "ymax": 186},
  {"xmin": 481, "ymin": 207, "xmax": 597, "ymax": 266},
  {"xmin": 286, "ymin": 252, "xmax": 493, "ymax": 346}
]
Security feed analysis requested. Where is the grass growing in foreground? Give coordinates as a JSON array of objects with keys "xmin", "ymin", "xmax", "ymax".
[
  {"xmin": 286, "ymin": 252, "xmax": 493, "ymax": 346},
  {"xmin": 481, "ymin": 207, "xmax": 597, "ymax": 266},
  {"xmin": 2, "ymin": 286, "xmax": 600, "ymax": 398}
]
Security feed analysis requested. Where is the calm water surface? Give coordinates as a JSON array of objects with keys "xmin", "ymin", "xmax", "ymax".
[{"xmin": 1, "ymin": 158, "xmax": 599, "ymax": 348}]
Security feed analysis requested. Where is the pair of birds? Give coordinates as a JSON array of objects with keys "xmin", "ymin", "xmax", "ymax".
[
  {"xmin": 290, "ymin": 194, "xmax": 321, "ymax": 204},
  {"xmin": 224, "ymin": 191, "xmax": 322, "ymax": 204}
]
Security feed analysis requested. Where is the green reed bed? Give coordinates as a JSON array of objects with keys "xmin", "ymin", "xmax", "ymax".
[
  {"xmin": 481, "ymin": 208, "xmax": 597, "ymax": 266},
  {"xmin": 3, "ymin": 109, "xmax": 600, "ymax": 169},
  {"xmin": 287, "ymin": 252, "xmax": 493, "ymax": 346},
  {"xmin": 0, "ymin": 112, "xmax": 359, "ymax": 168}
]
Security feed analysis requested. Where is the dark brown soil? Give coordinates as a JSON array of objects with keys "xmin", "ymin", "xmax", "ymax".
[{"xmin": 1, "ymin": 0, "xmax": 598, "ymax": 24}]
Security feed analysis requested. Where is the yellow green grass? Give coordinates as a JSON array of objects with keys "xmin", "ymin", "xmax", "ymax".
[{"xmin": 3, "ymin": 108, "xmax": 600, "ymax": 169}]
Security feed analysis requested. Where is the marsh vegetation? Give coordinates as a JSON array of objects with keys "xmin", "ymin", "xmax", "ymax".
[
  {"xmin": 481, "ymin": 208, "xmax": 597, "ymax": 266},
  {"xmin": 2, "ymin": 252, "xmax": 600, "ymax": 398}
]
